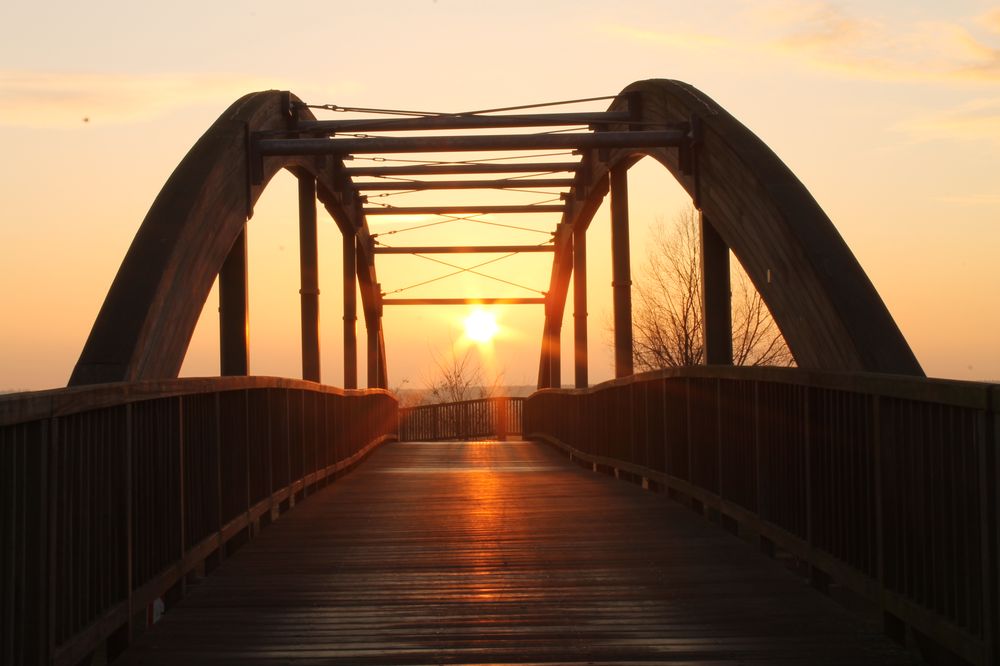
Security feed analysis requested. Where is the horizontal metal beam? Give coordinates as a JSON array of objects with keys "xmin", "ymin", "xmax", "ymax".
[
  {"xmin": 373, "ymin": 244, "xmax": 554, "ymax": 255},
  {"xmin": 364, "ymin": 205, "xmax": 564, "ymax": 215},
  {"xmin": 382, "ymin": 297, "xmax": 546, "ymax": 306},
  {"xmin": 297, "ymin": 111, "xmax": 633, "ymax": 133},
  {"xmin": 345, "ymin": 163, "xmax": 580, "ymax": 177},
  {"xmin": 257, "ymin": 130, "xmax": 687, "ymax": 156},
  {"xmin": 354, "ymin": 178, "xmax": 575, "ymax": 191}
]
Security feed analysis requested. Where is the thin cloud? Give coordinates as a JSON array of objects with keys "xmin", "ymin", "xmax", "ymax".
[
  {"xmin": 760, "ymin": 3, "xmax": 1000, "ymax": 84},
  {"xmin": 602, "ymin": 1, "xmax": 1000, "ymax": 85},
  {"xmin": 0, "ymin": 71, "xmax": 278, "ymax": 128},
  {"xmin": 603, "ymin": 24, "xmax": 732, "ymax": 51},
  {"xmin": 949, "ymin": 16, "xmax": 1000, "ymax": 82},
  {"xmin": 898, "ymin": 98, "xmax": 1000, "ymax": 145},
  {"xmin": 936, "ymin": 193, "xmax": 1000, "ymax": 206},
  {"xmin": 978, "ymin": 8, "xmax": 1000, "ymax": 35},
  {"xmin": 760, "ymin": 0, "xmax": 871, "ymax": 49}
]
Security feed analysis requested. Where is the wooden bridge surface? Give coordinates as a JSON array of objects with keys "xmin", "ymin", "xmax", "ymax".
[{"xmin": 119, "ymin": 439, "xmax": 918, "ymax": 665}]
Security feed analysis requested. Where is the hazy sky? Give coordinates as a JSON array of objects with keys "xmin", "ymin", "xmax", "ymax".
[{"xmin": 1, "ymin": 0, "xmax": 998, "ymax": 391}]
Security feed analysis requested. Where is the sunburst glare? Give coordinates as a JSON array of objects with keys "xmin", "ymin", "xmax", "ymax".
[{"xmin": 464, "ymin": 309, "xmax": 499, "ymax": 344}]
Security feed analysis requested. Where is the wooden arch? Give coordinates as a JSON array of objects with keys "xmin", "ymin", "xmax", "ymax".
[
  {"xmin": 72, "ymin": 80, "xmax": 922, "ymax": 389},
  {"xmin": 541, "ymin": 79, "xmax": 922, "ymax": 378},
  {"xmin": 69, "ymin": 91, "xmax": 381, "ymax": 386}
]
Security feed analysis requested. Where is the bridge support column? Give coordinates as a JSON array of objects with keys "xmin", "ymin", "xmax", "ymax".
[
  {"xmin": 610, "ymin": 164, "xmax": 633, "ymax": 378},
  {"xmin": 701, "ymin": 214, "xmax": 733, "ymax": 365},
  {"xmin": 536, "ymin": 328, "xmax": 550, "ymax": 389},
  {"xmin": 343, "ymin": 233, "xmax": 358, "ymax": 389},
  {"xmin": 377, "ymin": 325, "xmax": 388, "ymax": 389},
  {"xmin": 298, "ymin": 175, "xmax": 320, "ymax": 382},
  {"xmin": 538, "ymin": 312, "xmax": 561, "ymax": 390},
  {"xmin": 219, "ymin": 227, "xmax": 249, "ymax": 375},
  {"xmin": 536, "ymin": 224, "xmax": 575, "ymax": 390},
  {"xmin": 366, "ymin": 318, "xmax": 384, "ymax": 389},
  {"xmin": 367, "ymin": 324, "xmax": 377, "ymax": 388},
  {"xmin": 573, "ymin": 225, "xmax": 588, "ymax": 388}
]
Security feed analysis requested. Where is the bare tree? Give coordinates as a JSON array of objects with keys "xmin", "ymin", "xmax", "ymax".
[
  {"xmin": 730, "ymin": 274, "xmax": 794, "ymax": 366},
  {"xmin": 632, "ymin": 207, "xmax": 793, "ymax": 371},
  {"xmin": 633, "ymin": 208, "xmax": 704, "ymax": 369},
  {"xmin": 423, "ymin": 341, "xmax": 504, "ymax": 404}
]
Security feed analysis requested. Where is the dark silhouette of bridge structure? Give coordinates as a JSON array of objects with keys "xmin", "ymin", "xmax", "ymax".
[{"xmin": 2, "ymin": 80, "xmax": 996, "ymax": 665}]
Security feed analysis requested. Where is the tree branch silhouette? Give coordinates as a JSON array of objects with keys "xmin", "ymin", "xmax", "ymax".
[{"xmin": 632, "ymin": 207, "xmax": 794, "ymax": 371}]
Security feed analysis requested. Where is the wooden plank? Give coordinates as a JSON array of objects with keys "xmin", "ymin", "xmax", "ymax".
[{"xmin": 117, "ymin": 439, "xmax": 918, "ymax": 665}]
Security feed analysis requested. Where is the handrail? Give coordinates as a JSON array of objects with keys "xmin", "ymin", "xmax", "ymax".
[
  {"xmin": 525, "ymin": 367, "xmax": 998, "ymax": 665},
  {"xmin": 0, "ymin": 377, "xmax": 398, "ymax": 665},
  {"xmin": 0, "ymin": 375, "xmax": 393, "ymax": 426},
  {"xmin": 398, "ymin": 396, "xmax": 524, "ymax": 441},
  {"xmin": 532, "ymin": 365, "xmax": 992, "ymax": 407}
]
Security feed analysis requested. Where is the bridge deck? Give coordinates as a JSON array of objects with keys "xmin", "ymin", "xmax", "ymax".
[{"xmin": 119, "ymin": 439, "xmax": 917, "ymax": 665}]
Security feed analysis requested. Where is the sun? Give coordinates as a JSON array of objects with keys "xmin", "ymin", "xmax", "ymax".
[{"xmin": 464, "ymin": 309, "xmax": 499, "ymax": 344}]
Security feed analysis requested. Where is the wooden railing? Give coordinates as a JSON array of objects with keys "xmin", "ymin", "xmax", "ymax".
[
  {"xmin": 525, "ymin": 367, "xmax": 999, "ymax": 666},
  {"xmin": 398, "ymin": 396, "xmax": 523, "ymax": 441},
  {"xmin": 0, "ymin": 377, "xmax": 397, "ymax": 666}
]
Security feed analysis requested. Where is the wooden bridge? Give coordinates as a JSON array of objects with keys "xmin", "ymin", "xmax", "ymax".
[
  {"xmin": 2, "ymin": 80, "xmax": 997, "ymax": 665},
  {"xmin": 4, "ymin": 373, "xmax": 997, "ymax": 664}
]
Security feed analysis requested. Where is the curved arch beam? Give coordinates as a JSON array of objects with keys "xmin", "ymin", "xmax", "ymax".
[
  {"xmin": 70, "ymin": 91, "xmax": 378, "ymax": 386},
  {"xmin": 548, "ymin": 79, "xmax": 922, "ymax": 377}
]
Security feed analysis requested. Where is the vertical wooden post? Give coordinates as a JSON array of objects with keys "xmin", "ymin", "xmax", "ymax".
[
  {"xmin": 298, "ymin": 175, "xmax": 321, "ymax": 382},
  {"xmin": 701, "ymin": 213, "xmax": 733, "ymax": 365},
  {"xmin": 376, "ymin": 323, "xmax": 388, "ymax": 390},
  {"xmin": 366, "ymin": 319, "xmax": 379, "ymax": 389},
  {"xmin": 343, "ymin": 232, "xmax": 358, "ymax": 389},
  {"xmin": 609, "ymin": 164, "xmax": 633, "ymax": 378},
  {"xmin": 545, "ymin": 316, "xmax": 561, "ymax": 389},
  {"xmin": 536, "ymin": 319, "xmax": 551, "ymax": 390},
  {"xmin": 219, "ymin": 227, "xmax": 249, "ymax": 376},
  {"xmin": 36, "ymin": 419, "xmax": 49, "ymax": 664},
  {"xmin": 177, "ymin": 398, "xmax": 186, "ymax": 587},
  {"xmin": 361, "ymin": 272, "xmax": 384, "ymax": 390},
  {"xmin": 213, "ymin": 393, "xmax": 225, "ymax": 555},
  {"xmin": 46, "ymin": 418, "xmax": 58, "ymax": 663},
  {"xmin": 537, "ymin": 307, "xmax": 561, "ymax": 389},
  {"xmin": 966, "ymin": 402, "xmax": 995, "ymax": 662},
  {"xmin": 497, "ymin": 397, "xmax": 508, "ymax": 441},
  {"xmin": 573, "ymin": 225, "xmax": 588, "ymax": 388},
  {"xmin": 123, "ymin": 404, "xmax": 133, "ymax": 646}
]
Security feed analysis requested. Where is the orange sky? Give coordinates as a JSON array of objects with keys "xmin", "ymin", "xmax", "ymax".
[{"xmin": 1, "ymin": 1, "xmax": 998, "ymax": 391}]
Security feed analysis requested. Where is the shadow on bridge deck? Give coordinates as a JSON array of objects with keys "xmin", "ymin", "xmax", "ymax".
[{"xmin": 118, "ymin": 439, "xmax": 917, "ymax": 665}]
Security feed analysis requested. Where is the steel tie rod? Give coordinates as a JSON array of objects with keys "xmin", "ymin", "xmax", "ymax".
[{"xmin": 296, "ymin": 110, "xmax": 634, "ymax": 133}]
